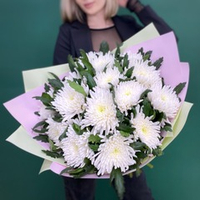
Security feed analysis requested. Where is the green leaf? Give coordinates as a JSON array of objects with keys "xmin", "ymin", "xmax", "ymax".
[
  {"xmin": 125, "ymin": 67, "xmax": 134, "ymax": 78},
  {"xmin": 69, "ymin": 158, "xmax": 96, "ymax": 178},
  {"xmin": 76, "ymin": 62, "xmax": 85, "ymax": 74},
  {"xmin": 68, "ymin": 54, "xmax": 77, "ymax": 72},
  {"xmin": 60, "ymin": 166, "xmax": 74, "ymax": 175},
  {"xmin": 114, "ymin": 43, "xmax": 122, "ymax": 58},
  {"xmin": 52, "ymin": 113, "xmax": 63, "ymax": 123},
  {"xmin": 88, "ymin": 143, "xmax": 99, "ymax": 152},
  {"xmin": 48, "ymin": 72, "xmax": 61, "ymax": 81},
  {"xmin": 69, "ymin": 168, "xmax": 84, "ymax": 176},
  {"xmin": 138, "ymin": 48, "xmax": 144, "ymax": 56},
  {"xmin": 42, "ymin": 150, "xmax": 62, "ymax": 158},
  {"xmin": 80, "ymin": 49, "xmax": 89, "ymax": 61},
  {"xmin": 72, "ymin": 123, "xmax": 84, "ymax": 135},
  {"xmin": 136, "ymin": 151, "xmax": 148, "ymax": 159},
  {"xmin": 138, "ymin": 48, "xmax": 153, "ymax": 61},
  {"xmin": 32, "ymin": 120, "xmax": 48, "ymax": 133},
  {"xmin": 59, "ymin": 130, "xmax": 67, "ymax": 141},
  {"xmin": 143, "ymin": 50, "xmax": 152, "ymax": 61},
  {"xmin": 116, "ymin": 110, "xmax": 124, "ymax": 122},
  {"xmin": 34, "ymin": 93, "xmax": 53, "ymax": 106},
  {"xmin": 131, "ymin": 141, "xmax": 146, "ymax": 150},
  {"xmin": 49, "ymin": 139, "xmax": 59, "ymax": 152},
  {"xmin": 88, "ymin": 134, "xmax": 101, "ymax": 152},
  {"xmin": 33, "ymin": 135, "xmax": 49, "ymax": 143},
  {"xmin": 117, "ymin": 123, "xmax": 134, "ymax": 133},
  {"xmin": 44, "ymin": 83, "xmax": 50, "ymax": 93},
  {"xmin": 154, "ymin": 111, "xmax": 166, "ymax": 122},
  {"xmin": 32, "ymin": 128, "xmax": 48, "ymax": 134},
  {"xmin": 81, "ymin": 59, "xmax": 94, "ymax": 75},
  {"xmin": 110, "ymin": 168, "xmax": 125, "ymax": 200},
  {"xmin": 47, "ymin": 72, "xmax": 64, "ymax": 90},
  {"xmin": 122, "ymin": 53, "xmax": 129, "ymax": 69},
  {"xmin": 152, "ymin": 57, "xmax": 163, "ymax": 70},
  {"xmin": 81, "ymin": 71, "xmax": 96, "ymax": 89},
  {"xmin": 162, "ymin": 123, "xmax": 172, "ymax": 132},
  {"xmin": 80, "ymin": 50, "xmax": 94, "ymax": 75},
  {"xmin": 120, "ymin": 131, "xmax": 130, "ymax": 137},
  {"xmin": 114, "ymin": 60, "xmax": 123, "ymax": 73},
  {"xmin": 99, "ymin": 41, "xmax": 110, "ymax": 54},
  {"xmin": 34, "ymin": 111, "xmax": 40, "ymax": 116},
  {"xmin": 67, "ymin": 80, "xmax": 87, "ymax": 96},
  {"xmin": 152, "ymin": 147, "xmax": 163, "ymax": 156},
  {"xmin": 88, "ymin": 134, "xmax": 101, "ymax": 143},
  {"xmin": 142, "ymin": 98, "xmax": 154, "ymax": 117},
  {"xmin": 48, "ymin": 78, "xmax": 63, "ymax": 91},
  {"xmin": 32, "ymin": 120, "xmax": 46, "ymax": 130},
  {"xmin": 174, "ymin": 82, "xmax": 186, "ymax": 95},
  {"xmin": 140, "ymin": 89, "xmax": 152, "ymax": 99}
]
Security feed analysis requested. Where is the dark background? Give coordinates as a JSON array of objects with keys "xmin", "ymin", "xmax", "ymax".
[{"xmin": 0, "ymin": 0, "xmax": 199, "ymax": 199}]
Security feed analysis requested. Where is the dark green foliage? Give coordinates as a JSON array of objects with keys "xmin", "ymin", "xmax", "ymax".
[
  {"xmin": 88, "ymin": 134, "xmax": 101, "ymax": 152},
  {"xmin": 174, "ymin": 82, "xmax": 186, "ymax": 95},
  {"xmin": 99, "ymin": 41, "xmax": 110, "ymax": 55},
  {"xmin": 110, "ymin": 168, "xmax": 125, "ymax": 200}
]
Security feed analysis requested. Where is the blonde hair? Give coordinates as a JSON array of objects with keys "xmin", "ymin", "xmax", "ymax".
[{"xmin": 61, "ymin": 0, "xmax": 119, "ymax": 23}]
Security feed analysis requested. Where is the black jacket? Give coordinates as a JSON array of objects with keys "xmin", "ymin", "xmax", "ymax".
[{"xmin": 53, "ymin": 6, "xmax": 173, "ymax": 65}]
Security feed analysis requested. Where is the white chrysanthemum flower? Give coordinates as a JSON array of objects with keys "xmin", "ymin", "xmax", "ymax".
[
  {"xmin": 93, "ymin": 133, "xmax": 136, "ymax": 175},
  {"xmin": 130, "ymin": 107, "xmax": 161, "ymax": 150},
  {"xmin": 80, "ymin": 77, "xmax": 90, "ymax": 95},
  {"xmin": 61, "ymin": 125, "xmax": 94, "ymax": 168},
  {"xmin": 46, "ymin": 117, "xmax": 68, "ymax": 146},
  {"xmin": 79, "ymin": 132, "xmax": 95, "ymax": 163},
  {"xmin": 64, "ymin": 71, "xmax": 81, "ymax": 82},
  {"xmin": 126, "ymin": 51, "xmax": 143, "ymax": 67},
  {"xmin": 71, "ymin": 117, "xmax": 83, "ymax": 127},
  {"xmin": 132, "ymin": 60, "xmax": 162, "ymax": 88},
  {"xmin": 94, "ymin": 67, "xmax": 124, "ymax": 89},
  {"xmin": 81, "ymin": 87, "xmax": 118, "ymax": 135},
  {"xmin": 51, "ymin": 83, "xmax": 86, "ymax": 121},
  {"xmin": 64, "ymin": 71, "xmax": 90, "ymax": 96},
  {"xmin": 38, "ymin": 103, "xmax": 55, "ymax": 120},
  {"xmin": 148, "ymin": 84, "xmax": 180, "ymax": 119},
  {"xmin": 87, "ymin": 51, "xmax": 115, "ymax": 72},
  {"xmin": 115, "ymin": 80, "xmax": 145, "ymax": 114}
]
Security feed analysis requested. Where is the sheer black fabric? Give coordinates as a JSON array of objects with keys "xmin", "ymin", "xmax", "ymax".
[{"xmin": 90, "ymin": 26, "xmax": 122, "ymax": 52}]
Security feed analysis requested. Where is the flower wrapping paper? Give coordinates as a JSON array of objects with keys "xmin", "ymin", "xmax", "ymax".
[{"xmin": 4, "ymin": 24, "xmax": 192, "ymax": 178}]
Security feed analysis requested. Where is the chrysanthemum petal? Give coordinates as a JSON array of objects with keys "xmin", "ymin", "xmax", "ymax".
[
  {"xmin": 93, "ymin": 133, "xmax": 136, "ymax": 175},
  {"xmin": 81, "ymin": 87, "xmax": 118, "ymax": 135}
]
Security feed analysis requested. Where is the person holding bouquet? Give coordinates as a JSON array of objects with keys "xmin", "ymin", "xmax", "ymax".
[{"xmin": 53, "ymin": 0, "xmax": 175, "ymax": 199}]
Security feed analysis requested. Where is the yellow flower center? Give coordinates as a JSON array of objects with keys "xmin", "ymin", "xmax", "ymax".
[
  {"xmin": 141, "ymin": 125, "xmax": 149, "ymax": 135},
  {"xmin": 111, "ymin": 148, "xmax": 120, "ymax": 156},
  {"xmin": 106, "ymin": 76, "xmax": 112, "ymax": 83},
  {"xmin": 161, "ymin": 94, "xmax": 167, "ymax": 101},
  {"xmin": 125, "ymin": 90, "xmax": 131, "ymax": 96},
  {"xmin": 72, "ymin": 143, "xmax": 79, "ymax": 153},
  {"xmin": 97, "ymin": 105, "xmax": 106, "ymax": 113},
  {"xmin": 69, "ymin": 95, "xmax": 74, "ymax": 101},
  {"xmin": 139, "ymin": 70, "xmax": 147, "ymax": 76},
  {"xmin": 55, "ymin": 129, "xmax": 60, "ymax": 136}
]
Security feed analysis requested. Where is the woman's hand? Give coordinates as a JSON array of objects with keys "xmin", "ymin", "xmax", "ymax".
[
  {"xmin": 118, "ymin": 0, "xmax": 129, "ymax": 7},
  {"xmin": 120, "ymin": 0, "xmax": 144, "ymax": 13}
]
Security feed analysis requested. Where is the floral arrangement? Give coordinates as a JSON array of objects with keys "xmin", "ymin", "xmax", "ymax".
[
  {"xmin": 31, "ymin": 43, "xmax": 185, "ymax": 198},
  {"xmin": 4, "ymin": 28, "xmax": 192, "ymax": 199}
]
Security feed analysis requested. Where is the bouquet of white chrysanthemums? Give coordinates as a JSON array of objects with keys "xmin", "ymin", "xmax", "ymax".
[
  {"xmin": 4, "ymin": 29, "xmax": 192, "ymax": 199},
  {"xmin": 31, "ymin": 42, "xmax": 185, "ymax": 198}
]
